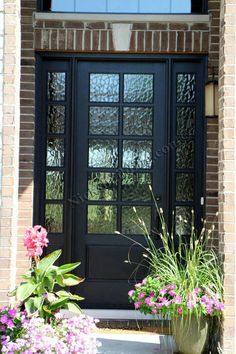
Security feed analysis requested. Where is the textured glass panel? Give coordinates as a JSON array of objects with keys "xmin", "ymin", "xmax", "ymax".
[
  {"xmin": 89, "ymin": 139, "xmax": 118, "ymax": 168},
  {"xmin": 48, "ymin": 105, "xmax": 65, "ymax": 133},
  {"xmin": 47, "ymin": 138, "xmax": 64, "ymax": 167},
  {"xmin": 122, "ymin": 173, "xmax": 151, "ymax": 201},
  {"xmin": 87, "ymin": 205, "xmax": 117, "ymax": 233},
  {"xmin": 177, "ymin": 107, "xmax": 195, "ymax": 136},
  {"xmin": 90, "ymin": 74, "xmax": 119, "ymax": 102},
  {"xmin": 45, "ymin": 204, "xmax": 63, "ymax": 233},
  {"xmin": 122, "ymin": 206, "xmax": 151, "ymax": 234},
  {"xmin": 123, "ymin": 107, "xmax": 153, "ymax": 136},
  {"xmin": 89, "ymin": 107, "xmax": 119, "ymax": 135},
  {"xmin": 123, "ymin": 140, "xmax": 152, "ymax": 169},
  {"xmin": 175, "ymin": 206, "xmax": 192, "ymax": 235},
  {"xmin": 124, "ymin": 74, "xmax": 153, "ymax": 103},
  {"xmin": 176, "ymin": 140, "xmax": 194, "ymax": 169},
  {"xmin": 46, "ymin": 171, "xmax": 64, "ymax": 200},
  {"xmin": 48, "ymin": 72, "xmax": 66, "ymax": 101},
  {"xmin": 177, "ymin": 74, "xmax": 196, "ymax": 103},
  {"xmin": 88, "ymin": 172, "xmax": 117, "ymax": 201},
  {"xmin": 176, "ymin": 173, "xmax": 194, "ymax": 201}
]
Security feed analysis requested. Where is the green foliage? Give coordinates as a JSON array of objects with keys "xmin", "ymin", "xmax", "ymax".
[
  {"xmin": 120, "ymin": 187, "xmax": 224, "ymax": 318},
  {"xmin": 9, "ymin": 250, "xmax": 84, "ymax": 320}
]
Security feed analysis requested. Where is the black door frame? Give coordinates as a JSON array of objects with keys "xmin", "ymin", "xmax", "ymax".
[{"xmin": 34, "ymin": 53, "xmax": 207, "ymax": 278}]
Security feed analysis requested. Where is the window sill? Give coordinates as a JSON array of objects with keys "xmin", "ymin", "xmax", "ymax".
[{"xmin": 34, "ymin": 12, "xmax": 210, "ymax": 24}]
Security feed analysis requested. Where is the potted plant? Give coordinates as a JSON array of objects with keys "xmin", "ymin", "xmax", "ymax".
[{"xmin": 117, "ymin": 188, "xmax": 224, "ymax": 354}]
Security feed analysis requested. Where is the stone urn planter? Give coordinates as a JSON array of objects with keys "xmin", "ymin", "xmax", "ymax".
[{"xmin": 171, "ymin": 315, "xmax": 209, "ymax": 354}]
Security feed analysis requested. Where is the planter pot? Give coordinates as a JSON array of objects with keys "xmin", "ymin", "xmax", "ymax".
[{"xmin": 171, "ymin": 315, "xmax": 209, "ymax": 354}]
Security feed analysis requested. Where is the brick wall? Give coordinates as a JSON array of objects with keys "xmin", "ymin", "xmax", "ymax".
[
  {"xmin": 0, "ymin": 0, "xmax": 21, "ymax": 305},
  {"xmin": 219, "ymin": 0, "xmax": 236, "ymax": 352}
]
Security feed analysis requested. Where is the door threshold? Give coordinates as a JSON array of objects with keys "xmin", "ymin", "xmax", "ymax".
[{"xmin": 83, "ymin": 309, "xmax": 162, "ymax": 320}]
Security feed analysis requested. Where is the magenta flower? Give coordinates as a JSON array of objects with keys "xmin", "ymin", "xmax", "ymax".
[
  {"xmin": 177, "ymin": 307, "xmax": 182, "ymax": 314},
  {"xmin": 24, "ymin": 225, "xmax": 49, "ymax": 257},
  {"xmin": 7, "ymin": 319, "xmax": 14, "ymax": 329},
  {"xmin": 152, "ymin": 308, "xmax": 157, "ymax": 314},
  {"xmin": 145, "ymin": 298, "xmax": 155, "ymax": 306},
  {"xmin": 138, "ymin": 291, "xmax": 145, "ymax": 299},
  {"xmin": 159, "ymin": 288, "xmax": 167, "ymax": 296},
  {"xmin": 8, "ymin": 309, "xmax": 16, "ymax": 318},
  {"xmin": 128, "ymin": 290, "xmax": 135, "ymax": 297},
  {"xmin": 169, "ymin": 290, "xmax": 176, "ymax": 297},
  {"xmin": 168, "ymin": 284, "xmax": 176, "ymax": 291},
  {"xmin": 149, "ymin": 291, "xmax": 155, "ymax": 297},
  {"xmin": 134, "ymin": 301, "xmax": 142, "ymax": 309},
  {"xmin": 0, "ymin": 315, "xmax": 8, "ymax": 324}
]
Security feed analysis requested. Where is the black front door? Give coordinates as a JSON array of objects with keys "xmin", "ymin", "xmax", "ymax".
[
  {"xmin": 73, "ymin": 62, "xmax": 167, "ymax": 308},
  {"xmin": 35, "ymin": 57, "xmax": 205, "ymax": 309}
]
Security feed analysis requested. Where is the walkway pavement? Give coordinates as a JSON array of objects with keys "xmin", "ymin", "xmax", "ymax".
[{"xmin": 96, "ymin": 330, "xmax": 177, "ymax": 354}]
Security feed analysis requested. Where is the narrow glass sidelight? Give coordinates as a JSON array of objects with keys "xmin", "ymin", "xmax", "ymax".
[
  {"xmin": 47, "ymin": 105, "xmax": 65, "ymax": 133},
  {"xmin": 47, "ymin": 72, "xmax": 66, "ymax": 101}
]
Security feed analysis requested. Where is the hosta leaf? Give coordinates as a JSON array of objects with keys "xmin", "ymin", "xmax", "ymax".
[
  {"xmin": 16, "ymin": 283, "xmax": 37, "ymax": 302},
  {"xmin": 25, "ymin": 296, "xmax": 43, "ymax": 315},
  {"xmin": 57, "ymin": 262, "xmax": 81, "ymax": 275},
  {"xmin": 37, "ymin": 250, "xmax": 62, "ymax": 274},
  {"xmin": 65, "ymin": 302, "xmax": 81, "ymax": 314},
  {"xmin": 56, "ymin": 274, "xmax": 65, "ymax": 287},
  {"xmin": 49, "ymin": 298, "xmax": 69, "ymax": 311},
  {"xmin": 56, "ymin": 290, "xmax": 84, "ymax": 302}
]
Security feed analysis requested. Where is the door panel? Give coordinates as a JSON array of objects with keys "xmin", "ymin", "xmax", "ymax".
[{"xmin": 73, "ymin": 62, "xmax": 166, "ymax": 308}]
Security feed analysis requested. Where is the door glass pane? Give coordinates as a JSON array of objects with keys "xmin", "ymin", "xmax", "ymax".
[
  {"xmin": 176, "ymin": 140, "xmax": 194, "ymax": 169},
  {"xmin": 124, "ymin": 74, "xmax": 153, "ymax": 103},
  {"xmin": 123, "ymin": 107, "xmax": 153, "ymax": 136},
  {"xmin": 45, "ymin": 204, "xmax": 63, "ymax": 233},
  {"xmin": 89, "ymin": 139, "xmax": 118, "ymax": 168},
  {"xmin": 122, "ymin": 173, "xmax": 151, "ymax": 201},
  {"xmin": 46, "ymin": 171, "xmax": 64, "ymax": 200},
  {"xmin": 177, "ymin": 74, "xmax": 196, "ymax": 103},
  {"xmin": 48, "ymin": 105, "xmax": 65, "ymax": 133},
  {"xmin": 177, "ymin": 107, "xmax": 195, "ymax": 136},
  {"xmin": 176, "ymin": 173, "xmax": 194, "ymax": 201},
  {"xmin": 89, "ymin": 107, "xmax": 119, "ymax": 135},
  {"xmin": 175, "ymin": 206, "xmax": 192, "ymax": 235},
  {"xmin": 122, "ymin": 140, "xmax": 152, "ymax": 169},
  {"xmin": 48, "ymin": 72, "xmax": 66, "ymax": 101},
  {"xmin": 88, "ymin": 172, "xmax": 117, "ymax": 200},
  {"xmin": 90, "ymin": 74, "xmax": 119, "ymax": 102},
  {"xmin": 47, "ymin": 138, "xmax": 64, "ymax": 167},
  {"xmin": 87, "ymin": 205, "xmax": 117, "ymax": 233},
  {"xmin": 122, "ymin": 206, "xmax": 151, "ymax": 234}
]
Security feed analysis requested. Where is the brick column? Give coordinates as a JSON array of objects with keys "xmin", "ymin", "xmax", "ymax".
[
  {"xmin": 219, "ymin": 0, "xmax": 236, "ymax": 352},
  {"xmin": 0, "ymin": 0, "xmax": 21, "ymax": 304}
]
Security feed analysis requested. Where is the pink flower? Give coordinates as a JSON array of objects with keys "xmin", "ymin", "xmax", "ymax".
[
  {"xmin": 206, "ymin": 305, "xmax": 213, "ymax": 315},
  {"xmin": 157, "ymin": 303, "xmax": 164, "ymax": 309},
  {"xmin": 8, "ymin": 309, "xmax": 16, "ymax": 318},
  {"xmin": 24, "ymin": 225, "xmax": 49, "ymax": 257},
  {"xmin": 0, "ymin": 315, "xmax": 8, "ymax": 324},
  {"xmin": 152, "ymin": 308, "xmax": 157, "ymax": 314},
  {"xmin": 177, "ymin": 308, "xmax": 182, "ymax": 314},
  {"xmin": 149, "ymin": 291, "xmax": 155, "ymax": 297},
  {"xmin": 138, "ymin": 292, "xmax": 145, "ymax": 299},
  {"xmin": 134, "ymin": 301, "xmax": 142, "ymax": 309},
  {"xmin": 168, "ymin": 284, "xmax": 176, "ymax": 290},
  {"xmin": 174, "ymin": 296, "xmax": 182, "ymax": 304},
  {"xmin": 128, "ymin": 290, "xmax": 135, "ymax": 297},
  {"xmin": 194, "ymin": 288, "xmax": 201, "ymax": 294},
  {"xmin": 215, "ymin": 302, "xmax": 224, "ymax": 311},
  {"xmin": 135, "ymin": 283, "xmax": 142, "ymax": 288},
  {"xmin": 159, "ymin": 288, "xmax": 167, "ymax": 296},
  {"xmin": 7, "ymin": 319, "xmax": 14, "ymax": 329},
  {"xmin": 145, "ymin": 298, "xmax": 155, "ymax": 306},
  {"xmin": 169, "ymin": 290, "xmax": 176, "ymax": 297},
  {"xmin": 187, "ymin": 301, "xmax": 195, "ymax": 310}
]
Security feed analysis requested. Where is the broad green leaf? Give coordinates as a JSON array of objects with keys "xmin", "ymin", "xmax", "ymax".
[
  {"xmin": 16, "ymin": 283, "xmax": 37, "ymax": 302},
  {"xmin": 56, "ymin": 274, "xmax": 66, "ymax": 288},
  {"xmin": 57, "ymin": 262, "xmax": 81, "ymax": 275},
  {"xmin": 8, "ymin": 288, "xmax": 17, "ymax": 297},
  {"xmin": 37, "ymin": 250, "xmax": 62, "ymax": 274},
  {"xmin": 56, "ymin": 290, "xmax": 84, "ymax": 301},
  {"xmin": 65, "ymin": 301, "xmax": 81, "ymax": 314},
  {"xmin": 49, "ymin": 297, "xmax": 69, "ymax": 311},
  {"xmin": 25, "ymin": 296, "xmax": 43, "ymax": 315},
  {"xmin": 62, "ymin": 274, "xmax": 84, "ymax": 286},
  {"xmin": 47, "ymin": 292, "xmax": 57, "ymax": 303}
]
